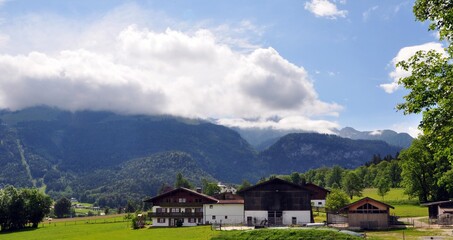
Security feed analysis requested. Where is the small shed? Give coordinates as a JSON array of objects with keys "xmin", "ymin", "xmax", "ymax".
[
  {"xmin": 340, "ymin": 197, "xmax": 394, "ymax": 230},
  {"xmin": 421, "ymin": 200, "xmax": 453, "ymax": 225}
]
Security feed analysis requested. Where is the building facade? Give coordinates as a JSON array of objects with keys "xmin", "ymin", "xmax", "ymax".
[
  {"xmin": 145, "ymin": 188, "xmax": 218, "ymax": 227},
  {"xmin": 340, "ymin": 197, "xmax": 394, "ymax": 230},
  {"xmin": 238, "ymin": 178, "xmax": 313, "ymax": 226}
]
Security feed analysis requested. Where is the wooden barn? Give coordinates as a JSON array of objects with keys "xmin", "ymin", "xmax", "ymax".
[
  {"xmin": 238, "ymin": 178, "xmax": 313, "ymax": 226},
  {"xmin": 340, "ymin": 197, "xmax": 394, "ymax": 230},
  {"xmin": 304, "ymin": 183, "xmax": 330, "ymax": 207},
  {"xmin": 421, "ymin": 200, "xmax": 453, "ymax": 225}
]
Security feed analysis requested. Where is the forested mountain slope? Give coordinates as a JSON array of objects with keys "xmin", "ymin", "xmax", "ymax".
[{"xmin": 258, "ymin": 133, "xmax": 402, "ymax": 175}]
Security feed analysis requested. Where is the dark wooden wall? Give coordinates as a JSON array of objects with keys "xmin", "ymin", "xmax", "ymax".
[{"xmin": 242, "ymin": 182, "xmax": 311, "ymax": 211}]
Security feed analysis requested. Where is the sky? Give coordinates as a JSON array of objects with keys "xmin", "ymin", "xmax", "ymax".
[{"xmin": 0, "ymin": 0, "xmax": 442, "ymax": 137}]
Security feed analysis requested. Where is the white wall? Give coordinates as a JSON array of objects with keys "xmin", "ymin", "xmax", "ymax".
[
  {"xmin": 311, "ymin": 199, "xmax": 326, "ymax": 207},
  {"xmin": 151, "ymin": 206, "xmax": 201, "ymax": 227},
  {"xmin": 244, "ymin": 211, "xmax": 268, "ymax": 225},
  {"xmin": 282, "ymin": 211, "xmax": 311, "ymax": 225},
  {"xmin": 204, "ymin": 204, "xmax": 244, "ymax": 224}
]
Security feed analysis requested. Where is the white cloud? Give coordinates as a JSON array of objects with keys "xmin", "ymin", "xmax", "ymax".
[
  {"xmin": 304, "ymin": 0, "xmax": 348, "ymax": 19},
  {"xmin": 381, "ymin": 42, "xmax": 445, "ymax": 93},
  {"xmin": 369, "ymin": 130, "xmax": 382, "ymax": 136},
  {"xmin": 216, "ymin": 116, "xmax": 339, "ymax": 134},
  {"xmin": 362, "ymin": 6, "xmax": 378, "ymax": 22},
  {"xmin": 0, "ymin": 5, "xmax": 342, "ymax": 134},
  {"xmin": 391, "ymin": 122, "xmax": 422, "ymax": 138}
]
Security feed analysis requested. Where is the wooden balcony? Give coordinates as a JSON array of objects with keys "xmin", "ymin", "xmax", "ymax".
[{"xmin": 148, "ymin": 212, "xmax": 203, "ymax": 218}]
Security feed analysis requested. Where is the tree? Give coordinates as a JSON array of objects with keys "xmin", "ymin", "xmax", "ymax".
[
  {"xmin": 398, "ymin": 0, "xmax": 453, "ymax": 162},
  {"xmin": 341, "ymin": 172, "xmax": 363, "ymax": 199},
  {"xmin": 175, "ymin": 173, "xmax": 192, "ymax": 189},
  {"xmin": 327, "ymin": 166, "xmax": 343, "ymax": 188},
  {"xmin": 0, "ymin": 186, "xmax": 52, "ymax": 231},
  {"xmin": 201, "ymin": 179, "xmax": 220, "ymax": 196},
  {"xmin": 0, "ymin": 186, "xmax": 26, "ymax": 231},
  {"xmin": 125, "ymin": 200, "xmax": 136, "ymax": 213},
  {"xmin": 21, "ymin": 188, "xmax": 52, "ymax": 228},
  {"xmin": 54, "ymin": 197, "xmax": 72, "ymax": 218},
  {"xmin": 237, "ymin": 180, "xmax": 252, "ymax": 191},
  {"xmin": 387, "ymin": 161, "xmax": 402, "ymax": 188},
  {"xmin": 396, "ymin": 0, "xmax": 453, "ymax": 201},
  {"xmin": 376, "ymin": 178, "xmax": 391, "ymax": 201},
  {"xmin": 290, "ymin": 172, "xmax": 302, "ymax": 185},
  {"xmin": 325, "ymin": 189, "xmax": 350, "ymax": 212},
  {"xmin": 399, "ymin": 137, "xmax": 444, "ymax": 202}
]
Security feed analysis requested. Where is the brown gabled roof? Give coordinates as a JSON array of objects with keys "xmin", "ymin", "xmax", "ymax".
[
  {"xmin": 143, "ymin": 187, "xmax": 219, "ymax": 203},
  {"xmin": 339, "ymin": 197, "xmax": 394, "ymax": 211},
  {"xmin": 304, "ymin": 183, "xmax": 330, "ymax": 194}
]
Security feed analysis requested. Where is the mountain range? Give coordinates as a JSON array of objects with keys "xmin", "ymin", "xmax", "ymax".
[
  {"xmin": 0, "ymin": 106, "xmax": 406, "ymax": 206},
  {"xmin": 234, "ymin": 126, "xmax": 413, "ymax": 150}
]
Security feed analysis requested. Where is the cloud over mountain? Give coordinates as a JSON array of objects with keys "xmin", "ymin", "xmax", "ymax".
[{"xmin": 0, "ymin": 4, "xmax": 341, "ymax": 132}]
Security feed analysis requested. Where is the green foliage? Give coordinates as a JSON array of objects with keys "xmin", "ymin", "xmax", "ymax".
[
  {"xmin": 237, "ymin": 180, "xmax": 251, "ymax": 191},
  {"xmin": 175, "ymin": 173, "xmax": 193, "ymax": 189},
  {"xmin": 213, "ymin": 228, "xmax": 361, "ymax": 240},
  {"xmin": 0, "ymin": 186, "xmax": 52, "ymax": 231},
  {"xmin": 325, "ymin": 189, "xmax": 350, "ymax": 212},
  {"xmin": 341, "ymin": 172, "xmax": 363, "ymax": 199},
  {"xmin": 399, "ymin": 137, "xmax": 451, "ymax": 202},
  {"xmin": 259, "ymin": 133, "xmax": 401, "ymax": 176},
  {"xmin": 289, "ymin": 172, "xmax": 304, "ymax": 185},
  {"xmin": 376, "ymin": 178, "xmax": 391, "ymax": 200},
  {"xmin": 54, "ymin": 197, "xmax": 72, "ymax": 218},
  {"xmin": 21, "ymin": 188, "xmax": 52, "ymax": 228},
  {"xmin": 202, "ymin": 179, "xmax": 220, "ymax": 196},
  {"xmin": 328, "ymin": 166, "xmax": 344, "ymax": 189}
]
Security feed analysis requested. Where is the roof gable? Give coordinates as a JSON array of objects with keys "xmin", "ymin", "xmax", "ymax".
[
  {"xmin": 144, "ymin": 187, "xmax": 218, "ymax": 203},
  {"xmin": 238, "ymin": 178, "xmax": 308, "ymax": 194},
  {"xmin": 340, "ymin": 197, "xmax": 394, "ymax": 211}
]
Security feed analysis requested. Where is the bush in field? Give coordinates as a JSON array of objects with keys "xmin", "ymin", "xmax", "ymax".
[{"xmin": 0, "ymin": 185, "xmax": 52, "ymax": 231}]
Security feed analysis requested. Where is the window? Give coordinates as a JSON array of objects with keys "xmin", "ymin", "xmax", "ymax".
[
  {"xmin": 212, "ymin": 215, "xmax": 216, "ymax": 220},
  {"xmin": 185, "ymin": 208, "xmax": 192, "ymax": 213},
  {"xmin": 165, "ymin": 198, "xmax": 171, "ymax": 203},
  {"xmin": 171, "ymin": 208, "xmax": 180, "ymax": 213},
  {"xmin": 195, "ymin": 199, "xmax": 202, "ymax": 203},
  {"xmin": 198, "ymin": 218, "xmax": 203, "ymax": 223},
  {"xmin": 188, "ymin": 218, "xmax": 195, "ymax": 223},
  {"xmin": 292, "ymin": 217, "xmax": 297, "ymax": 225},
  {"xmin": 209, "ymin": 205, "xmax": 213, "ymax": 209},
  {"xmin": 195, "ymin": 208, "xmax": 202, "ymax": 213},
  {"xmin": 318, "ymin": 202, "xmax": 322, "ymax": 205},
  {"xmin": 351, "ymin": 203, "xmax": 386, "ymax": 214},
  {"xmin": 157, "ymin": 218, "xmax": 165, "ymax": 223},
  {"xmin": 178, "ymin": 198, "xmax": 186, "ymax": 203},
  {"xmin": 225, "ymin": 216, "xmax": 228, "ymax": 219}
]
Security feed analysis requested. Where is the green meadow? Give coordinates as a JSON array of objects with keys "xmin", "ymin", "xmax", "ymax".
[{"xmin": 0, "ymin": 223, "xmax": 219, "ymax": 240}]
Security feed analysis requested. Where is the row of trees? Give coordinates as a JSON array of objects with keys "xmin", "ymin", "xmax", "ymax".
[{"xmin": 0, "ymin": 186, "xmax": 52, "ymax": 231}]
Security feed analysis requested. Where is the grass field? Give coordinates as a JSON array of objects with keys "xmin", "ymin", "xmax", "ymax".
[{"xmin": 0, "ymin": 222, "xmax": 219, "ymax": 240}]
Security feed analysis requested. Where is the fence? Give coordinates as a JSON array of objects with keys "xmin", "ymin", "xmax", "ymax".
[{"xmin": 40, "ymin": 217, "xmax": 131, "ymax": 228}]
